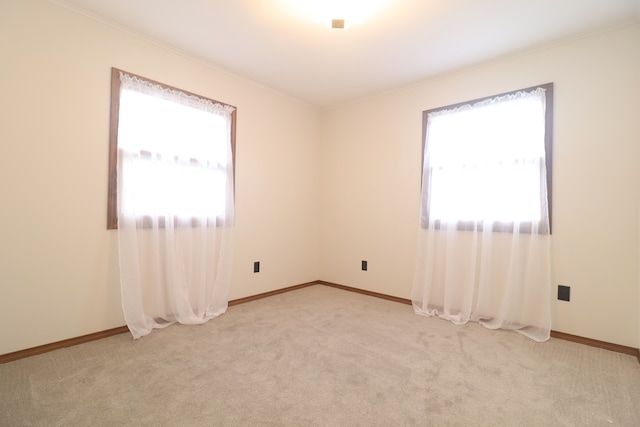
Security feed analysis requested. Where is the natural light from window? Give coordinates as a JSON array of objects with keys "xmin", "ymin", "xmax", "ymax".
[
  {"xmin": 118, "ymin": 89, "xmax": 229, "ymax": 219},
  {"xmin": 424, "ymin": 87, "xmax": 548, "ymax": 224}
]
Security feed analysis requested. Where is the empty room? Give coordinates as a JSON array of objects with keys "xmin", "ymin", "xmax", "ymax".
[{"xmin": 1, "ymin": 0, "xmax": 639, "ymax": 425}]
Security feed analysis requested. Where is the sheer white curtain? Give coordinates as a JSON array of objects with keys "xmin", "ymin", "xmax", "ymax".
[
  {"xmin": 412, "ymin": 88, "xmax": 552, "ymax": 342},
  {"xmin": 116, "ymin": 72, "xmax": 235, "ymax": 339}
]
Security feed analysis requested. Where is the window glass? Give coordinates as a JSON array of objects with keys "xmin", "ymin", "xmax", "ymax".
[
  {"xmin": 421, "ymin": 84, "xmax": 553, "ymax": 232},
  {"xmin": 107, "ymin": 68, "xmax": 236, "ymax": 229}
]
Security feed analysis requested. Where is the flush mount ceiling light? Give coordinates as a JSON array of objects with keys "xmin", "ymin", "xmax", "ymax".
[
  {"xmin": 331, "ymin": 19, "xmax": 346, "ymax": 29},
  {"xmin": 272, "ymin": 0, "xmax": 391, "ymax": 30},
  {"xmin": 312, "ymin": 0, "xmax": 364, "ymax": 29},
  {"xmin": 308, "ymin": 0, "xmax": 386, "ymax": 29}
]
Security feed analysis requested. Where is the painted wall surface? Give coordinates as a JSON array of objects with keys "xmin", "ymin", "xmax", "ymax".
[
  {"xmin": 319, "ymin": 23, "xmax": 640, "ymax": 347},
  {"xmin": 1, "ymin": 0, "xmax": 638, "ymax": 355},
  {"xmin": 0, "ymin": 0, "xmax": 320, "ymax": 355}
]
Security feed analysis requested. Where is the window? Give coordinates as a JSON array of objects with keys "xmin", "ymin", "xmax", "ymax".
[
  {"xmin": 421, "ymin": 83, "xmax": 553, "ymax": 233},
  {"xmin": 107, "ymin": 68, "xmax": 236, "ymax": 229}
]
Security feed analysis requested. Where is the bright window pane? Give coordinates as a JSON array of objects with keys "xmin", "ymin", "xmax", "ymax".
[
  {"xmin": 118, "ymin": 87, "xmax": 228, "ymax": 219},
  {"xmin": 425, "ymin": 87, "xmax": 548, "ymax": 224}
]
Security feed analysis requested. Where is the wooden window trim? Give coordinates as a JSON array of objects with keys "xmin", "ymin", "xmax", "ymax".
[
  {"xmin": 107, "ymin": 67, "xmax": 237, "ymax": 230},
  {"xmin": 420, "ymin": 83, "xmax": 554, "ymax": 233}
]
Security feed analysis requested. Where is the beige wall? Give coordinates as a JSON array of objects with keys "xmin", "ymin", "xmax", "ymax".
[
  {"xmin": 1, "ymin": 0, "xmax": 639, "ymax": 355},
  {"xmin": 0, "ymin": 0, "xmax": 320, "ymax": 355},
  {"xmin": 319, "ymin": 23, "xmax": 640, "ymax": 347}
]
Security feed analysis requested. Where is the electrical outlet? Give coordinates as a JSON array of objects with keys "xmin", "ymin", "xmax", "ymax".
[
  {"xmin": 558, "ymin": 285, "xmax": 570, "ymax": 301},
  {"xmin": 253, "ymin": 261, "xmax": 260, "ymax": 273},
  {"xmin": 361, "ymin": 260, "xmax": 367, "ymax": 271}
]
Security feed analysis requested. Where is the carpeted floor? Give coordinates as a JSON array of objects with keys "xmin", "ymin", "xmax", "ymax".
[{"xmin": 2, "ymin": 284, "xmax": 639, "ymax": 426}]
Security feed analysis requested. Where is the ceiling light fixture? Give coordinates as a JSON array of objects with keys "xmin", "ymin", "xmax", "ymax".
[
  {"xmin": 310, "ymin": 0, "xmax": 366, "ymax": 29},
  {"xmin": 273, "ymin": 0, "xmax": 391, "ymax": 30},
  {"xmin": 331, "ymin": 19, "xmax": 345, "ymax": 29}
]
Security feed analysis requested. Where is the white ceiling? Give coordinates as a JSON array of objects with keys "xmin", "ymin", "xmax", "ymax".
[{"xmin": 55, "ymin": 0, "xmax": 640, "ymax": 108}]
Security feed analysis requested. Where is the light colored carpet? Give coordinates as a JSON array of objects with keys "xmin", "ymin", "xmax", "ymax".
[{"xmin": 1, "ymin": 285, "xmax": 639, "ymax": 426}]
